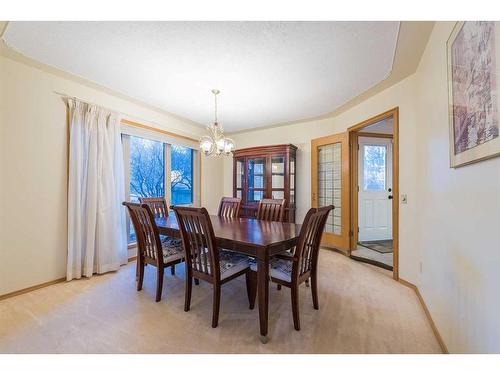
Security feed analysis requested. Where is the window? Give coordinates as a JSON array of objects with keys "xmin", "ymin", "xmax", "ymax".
[
  {"xmin": 130, "ymin": 136, "xmax": 165, "ymax": 202},
  {"xmin": 363, "ymin": 145, "xmax": 387, "ymax": 191},
  {"xmin": 122, "ymin": 131, "xmax": 198, "ymax": 245},
  {"xmin": 171, "ymin": 145, "xmax": 193, "ymax": 205}
]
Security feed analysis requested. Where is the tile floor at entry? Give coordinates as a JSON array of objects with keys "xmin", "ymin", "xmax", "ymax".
[{"xmin": 0, "ymin": 249, "xmax": 440, "ymax": 353}]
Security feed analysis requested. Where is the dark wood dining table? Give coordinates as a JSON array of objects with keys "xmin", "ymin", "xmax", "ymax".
[{"xmin": 156, "ymin": 212, "xmax": 301, "ymax": 343}]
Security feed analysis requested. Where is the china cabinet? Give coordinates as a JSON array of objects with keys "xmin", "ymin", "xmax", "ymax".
[{"xmin": 233, "ymin": 144, "xmax": 297, "ymax": 222}]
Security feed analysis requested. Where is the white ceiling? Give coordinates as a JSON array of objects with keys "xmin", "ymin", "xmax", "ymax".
[{"xmin": 3, "ymin": 22, "xmax": 399, "ymax": 132}]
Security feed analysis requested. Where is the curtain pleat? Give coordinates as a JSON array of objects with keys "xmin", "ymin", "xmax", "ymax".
[{"xmin": 67, "ymin": 98, "xmax": 127, "ymax": 280}]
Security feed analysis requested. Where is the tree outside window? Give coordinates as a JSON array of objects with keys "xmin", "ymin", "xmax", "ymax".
[{"xmin": 171, "ymin": 145, "xmax": 193, "ymax": 205}]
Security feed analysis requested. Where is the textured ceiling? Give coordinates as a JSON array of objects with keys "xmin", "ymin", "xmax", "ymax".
[{"xmin": 3, "ymin": 21, "xmax": 399, "ymax": 131}]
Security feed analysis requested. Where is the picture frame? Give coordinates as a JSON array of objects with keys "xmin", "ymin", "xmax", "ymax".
[{"xmin": 447, "ymin": 21, "xmax": 500, "ymax": 168}]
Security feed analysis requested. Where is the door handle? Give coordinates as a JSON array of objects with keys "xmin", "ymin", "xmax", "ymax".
[{"xmin": 388, "ymin": 195, "xmax": 393, "ymax": 199}]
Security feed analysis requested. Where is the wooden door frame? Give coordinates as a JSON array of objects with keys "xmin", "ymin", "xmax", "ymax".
[{"xmin": 348, "ymin": 108, "xmax": 399, "ymax": 280}]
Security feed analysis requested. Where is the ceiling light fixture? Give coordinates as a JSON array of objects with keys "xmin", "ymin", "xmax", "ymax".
[{"xmin": 199, "ymin": 89, "xmax": 235, "ymax": 157}]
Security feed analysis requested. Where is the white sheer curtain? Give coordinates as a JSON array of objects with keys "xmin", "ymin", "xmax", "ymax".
[{"xmin": 67, "ymin": 98, "xmax": 127, "ymax": 280}]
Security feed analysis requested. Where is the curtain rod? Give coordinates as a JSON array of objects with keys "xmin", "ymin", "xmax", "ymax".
[{"xmin": 53, "ymin": 91, "xmax": 199, "ymax": 143}]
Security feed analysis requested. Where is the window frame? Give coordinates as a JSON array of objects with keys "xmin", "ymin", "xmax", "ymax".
[{"xmin": 121, "ymin": 122, "xmax": 200, "ymax": 246}]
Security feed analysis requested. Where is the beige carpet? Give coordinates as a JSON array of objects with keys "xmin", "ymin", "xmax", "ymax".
[{"xmin": 0, "ymin": 250, "xmax": 442, "ymax": 353}]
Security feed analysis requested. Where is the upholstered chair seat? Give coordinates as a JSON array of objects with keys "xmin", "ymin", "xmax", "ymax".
[
  {"xmin": 218, "ymin": 250, "xmax": 250, "ymax": 279},
  {"xmin": 161, "ymin": 237, "xmax": 184, "ymax": 263},
  {"xmin": 250, "ymin": 257, "xmax": 293, "ymax": 282}
]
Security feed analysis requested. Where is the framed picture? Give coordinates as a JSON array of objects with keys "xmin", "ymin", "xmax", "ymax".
[{"xmin": 447, "ymin": 21, "xmax": 500, "ymax": 168}]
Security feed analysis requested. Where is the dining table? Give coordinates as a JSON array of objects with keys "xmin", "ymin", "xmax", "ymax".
[{"xmin": 156, "ymin": 212, "xmax": 301, "ymax": 343}]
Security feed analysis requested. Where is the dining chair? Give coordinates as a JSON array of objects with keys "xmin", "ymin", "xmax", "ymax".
[
  {"xmin": 139, "ymin": 196, "xmax": 169, "ymax": 218},
  {"xmin": 250, "ymin": 205, "xmax": 334, "ymax": 330},
  {"xmin": 123, "ymin": 202, "xmax": 185, "ymax": 302},
  {"xmin": 256, "ymin": 198, "xmax": 286, "ymax": 222},
  {"xmin": 171, "ymin": 205, "xmax": 253, "ymax": 328},
  {"xmin": 139, "ymin": 196, "xmax": 178, "ymax": 276},
  {"xmin": 217, "ymin": 197, "xmax": 241, "ymax": 218}
]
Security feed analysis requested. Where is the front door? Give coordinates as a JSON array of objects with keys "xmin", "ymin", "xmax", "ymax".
[
  {"xmin": 358, "ymin": 137, "xmax": 393, "ymax": 241},
  {"xmin": 311, "ymin": 132, "xmax": 350, "ymax": 251}
]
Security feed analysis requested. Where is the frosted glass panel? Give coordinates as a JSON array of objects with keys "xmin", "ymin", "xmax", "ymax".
[{"xmin": 318, "ymin": 143, "xmax": 341, "ymax": 235}]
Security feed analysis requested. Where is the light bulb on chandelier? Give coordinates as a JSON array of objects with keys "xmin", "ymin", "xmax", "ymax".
[{"xmin": 199, "ymin": 89, "xmax": 235, "ymax": 157}]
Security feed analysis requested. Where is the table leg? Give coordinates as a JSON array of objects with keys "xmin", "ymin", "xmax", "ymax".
[{"xmin": 257, "ymin": 255, "xmax": 269, "ymax": 343}]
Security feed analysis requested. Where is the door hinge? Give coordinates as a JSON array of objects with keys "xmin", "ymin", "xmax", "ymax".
[{"xmin": 357, "ymin": 227, "xmax": 360, "ymax": 233}]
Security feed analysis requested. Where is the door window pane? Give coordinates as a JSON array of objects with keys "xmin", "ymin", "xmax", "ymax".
[
  {"xmin": 129, "ymin": 136, "xmax": 165, "ymax": 243},
  {"xmin": 363, "ymin": 145, "xmax": 386, "ymax": 191},
  {"xmin": 318, "ymin": 143, "xmax": 341, "ymax": 235},
  {"xmin": 171, "ymin": 145, "xmax": 193, "ymax": 205}
]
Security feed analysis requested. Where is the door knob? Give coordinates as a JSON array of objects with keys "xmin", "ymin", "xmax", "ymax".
[{"xmin": 388, "ymin": 195, "xmax": 393, "ymax": 199}]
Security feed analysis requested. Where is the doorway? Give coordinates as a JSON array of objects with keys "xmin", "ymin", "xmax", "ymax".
[
  {"xmin": 310, "ymin": 108, "xmax": 399, "ymax": 279},
  {"xmin": 351, "ymin": 118, "xmax": 395, "ymax": 271},
  {"xmin": 349, "ymin": 108, "xmax": 399, "ymax": 278}
]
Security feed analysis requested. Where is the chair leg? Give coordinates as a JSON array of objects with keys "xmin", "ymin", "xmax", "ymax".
[
  {"xmin": 245, "ymin": 270, "xmax": 253, "ymax": 309},
  {"xmin": 311, "ymin": 273, "xmax": 319, "ymax": 310},
  {"xmin": 170, "ymin": 265, "xmax": 175, "ymax": 276},
  {"xmin": 137, "ymin": 259, "xmax": 145, "ymax": 291},
  {"xmin": 184, "ymin": 275, "xmax": 193, "ymax": 312},
  {"xmin": 212, "ymin": 284, "xmax": 221, "ymax": 328},
  {"xmin": 155, "ymin": 267, "xmax": 164, "ymax": 302},
  {"xmin": 249, "ymin": 271, "xmax": 257, "ymax": 310},
  {"xmin": 291, "ymin": 285, "xmax": 301, "ymax": 331},
  {"xmin": 194, "ymin": 278, "xmax": 200, "ymax": 285}
]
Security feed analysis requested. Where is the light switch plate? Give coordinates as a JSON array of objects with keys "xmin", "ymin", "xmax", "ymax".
[{"xmin": 401, "ymin": 194, "xmax": 408, "ymax": 204}]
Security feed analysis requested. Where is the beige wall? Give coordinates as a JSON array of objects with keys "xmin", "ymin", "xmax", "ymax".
[
  {"xmin": 0, "ymin": 51, "xmax": 223, "ymax": 296},
  {"xmin": 415, "ymin": 22, "xmax": 500, "ymax": 353},
  {"xmin": 223, "ymin": 22, "xmax": 500, "ymax": 353}
]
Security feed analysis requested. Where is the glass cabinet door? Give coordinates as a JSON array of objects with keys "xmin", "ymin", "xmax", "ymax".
[
  {"xmin": 247, "ymin": 157, "xmax": 265, "ymax": 203},
  {"xmin": 235, "ymin": 158, "xmax": 244, "ymax": 199},
  {"xmin": 289, "ymin": 155, "xmax": 296, "ymax": 206},
  {"xmin": 271, "ymin": 155, "xmax": 285, "ymax": 199}
]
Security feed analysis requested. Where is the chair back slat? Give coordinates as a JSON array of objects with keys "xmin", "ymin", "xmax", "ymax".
[
  {"xmin": 172, "ymin": 206, "xmax": 220, "ymax": 280},
  {"xmin": 139, "ymin": 197, "xmax": 169, "ymax": 218},
  {"xmin": 256, "ymin": 199, "xmax": 286, "ymax": 222},
  {"xmin": 123, "ymin": 202, "xmax": 163, "ymax": 264},
  {"xmin": 293, "ymin": 205, "xmax": 334, "ymax": 278},
  {"xmin": 217, "ymin": 197, "xmax": 242, "ymax": 218}
]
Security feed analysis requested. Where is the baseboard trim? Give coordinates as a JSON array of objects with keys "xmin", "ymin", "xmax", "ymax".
[
  {"xmin": 399, "ymin": 278, "xmax": 449, "ymax": 354},
  {"xmin": 0, "ymin": 257, "xmax": 138, "ymax": 302},
  {"xmin": 0, "ymin": 277, "xmax": 67, "ymax": 301}
]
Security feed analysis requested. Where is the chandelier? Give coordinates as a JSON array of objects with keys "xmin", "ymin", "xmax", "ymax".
[{"xmin": 199, "ymin": 89, "xmax": 235, "ymax": 157}]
